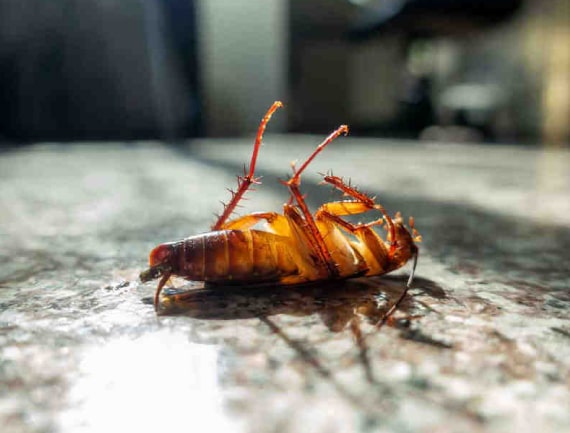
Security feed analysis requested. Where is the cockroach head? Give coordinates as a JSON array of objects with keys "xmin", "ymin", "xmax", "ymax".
[
  {"xmin": 139, "ymin": 264, "xmax": 171, "ymax": 282},
  {"xmin": 139, "ymin": 243, "xmax": 174, "ymax": 282}
]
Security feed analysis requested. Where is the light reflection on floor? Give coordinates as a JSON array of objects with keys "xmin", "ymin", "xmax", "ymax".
[{"xmin": 59, "ymin": 331, "xmax": 239, "ymax": 433}]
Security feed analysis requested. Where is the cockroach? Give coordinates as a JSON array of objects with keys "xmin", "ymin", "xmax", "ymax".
[{"xmin": 140, "ymin": 101, "xmax": 422, "ymax": 318}]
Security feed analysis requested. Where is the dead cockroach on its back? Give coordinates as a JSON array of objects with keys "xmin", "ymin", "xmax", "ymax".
[{"xmin": 140, "ymin": 101, "xmax": 421, "ymax": 318}]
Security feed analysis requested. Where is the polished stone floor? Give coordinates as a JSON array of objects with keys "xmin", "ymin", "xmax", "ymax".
[{"xmin": 1, "ymin": 136, "xmax": 569, "ymax": 433}]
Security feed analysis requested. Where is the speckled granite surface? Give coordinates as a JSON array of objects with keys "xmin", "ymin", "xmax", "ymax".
[{"xmin": 1, "ymin": 138, "xmax": 569, "ymax": 433}]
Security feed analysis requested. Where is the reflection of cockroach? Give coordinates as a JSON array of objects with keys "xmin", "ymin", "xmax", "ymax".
[{"xmin": 141, "ymin": 101, "xmax": 421, "ymax": 315}]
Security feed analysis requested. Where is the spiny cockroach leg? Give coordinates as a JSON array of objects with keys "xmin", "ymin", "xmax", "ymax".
[
  {"xmin": 317, "ymin": 209, "xmax": 384, "ymax": 234},
  {"xmin": 289, "ymin": 125, "xmax": 349, "ymax": 182},
  {"xmin": 287, "ymin": 182, "xmax": 337, "ymax": 276},
  {"xmin": 322, "ymin": 174, "xmax": 375, "ymax": 207},
  {"xmin": 283, "ymin": 125, "xmax": 349, "ymax": 277},
  {"xmin": 212, "ymin": 101, "xmax": 283, "ymax": 230},
  {"xmin": 282, "ymin": 203, "xmax": 331, "ymax": 274},
  {"xmin": 322, "ymin": 175, "xmax": 398, "ymax": 257}
]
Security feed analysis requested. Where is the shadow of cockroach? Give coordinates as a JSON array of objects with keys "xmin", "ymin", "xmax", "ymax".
[{"xmin": 149, "ymin": 275, "xmax": 446, "ymax": 336}]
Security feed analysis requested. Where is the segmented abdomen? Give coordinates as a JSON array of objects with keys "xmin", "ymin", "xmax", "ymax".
[{"xmin": 176, "ymin": 230, "xmax": 298, "ymax": 283}]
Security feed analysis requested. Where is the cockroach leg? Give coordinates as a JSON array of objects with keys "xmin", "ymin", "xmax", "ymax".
[
  {"xmin": 317, "ymin": 209, "xmax": 360, "ymax": 233},
  {"xmin": 220, "ymin": 211, "xmax": 294, "ymax": 240},
  {"xmin": 409, "ymin": 216, "xmax": 423, "ymax": 243},
  {"xmin": 289, "ymin": 125, "xmax": 349, "ymax": 182},
  {"xmin": 154, "ymin": 272, "xmax": 172, "ymax": 312},
  {"xmin": 282, "ymin": 125, "xmax": 349, "ymax": 277},
  {"xmin": 219, "ymin": 211, "xmax": 280, "ymax": 230},
  {"xmin": 317, "ymin": 207, "xmax": 384, "ymax": 235},
  {"xmin": 212, "ymin": 101, "xmax": 283, "ymax": 231},
  {"xmin": 282, "ymin": 204, "xmax": 331, "ymax": 276},
  {"xmin": 322, "ymin": 175, "xmax": 398, "ymax": 257},
  {"xmin": 285, "ymin": 183, "xmax": 338, "ymax": 277},
  {"xmin": 375, "ymin": 251, "xmax": 418, "ymax": 329}
]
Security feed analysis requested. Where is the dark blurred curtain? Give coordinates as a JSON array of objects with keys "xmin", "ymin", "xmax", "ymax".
[{"xmin": 0, "ymin": 0, "xmax": 200, "ymax": 142}]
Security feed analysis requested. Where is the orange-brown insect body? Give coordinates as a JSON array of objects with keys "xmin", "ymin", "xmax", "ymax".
[
  {"xmin": 148, "ymin": 229, "xmax": 299, "ymax": 284},
  {"xmin": 141, "ymin": 101, "xmax": 421, "ymax": 312}
]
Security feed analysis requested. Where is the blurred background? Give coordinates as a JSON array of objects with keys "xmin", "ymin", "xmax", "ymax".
[{"xmin": 0, "ymin": 0, "xmax": 568, "ymax": 145}]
